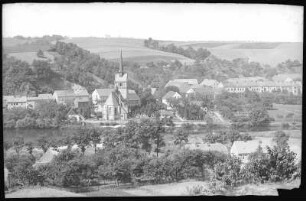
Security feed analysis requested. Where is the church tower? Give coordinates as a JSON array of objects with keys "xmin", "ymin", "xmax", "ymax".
[{"xmin": 115, "ymin": 49, "xmax": 128, "ymax": 99}]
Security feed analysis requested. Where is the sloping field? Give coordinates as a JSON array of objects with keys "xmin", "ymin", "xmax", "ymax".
[
  {"xmin": 268, "ymin": 104, "xmax": 302, "ymax": 123},
  {"xmin": 160, "ymin": 41, "xmax": 302, "ymax": 66},
  {"xmin": 62, "ymin": 37, "xmax": 194, "ymax": 64},
  {"xmin": 8, "ymin": 51, "xmax": 56, "ymax": 64}
]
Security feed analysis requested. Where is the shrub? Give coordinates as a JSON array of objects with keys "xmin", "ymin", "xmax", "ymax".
[
  {"xmin": 282, "ymin": 123, "xmax": 290, "ymax": 129},
  {"xmin": 286, "ymin": 113, "xmax": 295, "ymax": 119},
  {"xmin": 4, "ymin": 119, "xmax": 16, "ymax": 128}
]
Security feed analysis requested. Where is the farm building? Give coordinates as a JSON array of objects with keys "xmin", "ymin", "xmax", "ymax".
[{"xmin": 230, "ymin": 140, "xmax": 275, "ymax": 163}]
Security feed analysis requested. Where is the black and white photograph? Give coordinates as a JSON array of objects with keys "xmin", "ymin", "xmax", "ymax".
[{"xmin": 2, "ymin": 3, "xmax": 303, "ymax": 197}]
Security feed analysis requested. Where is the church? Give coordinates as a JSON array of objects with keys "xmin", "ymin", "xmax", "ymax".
[{"xmin": 92, "ymin": 50, "xmax": 140, "ymax": 120}]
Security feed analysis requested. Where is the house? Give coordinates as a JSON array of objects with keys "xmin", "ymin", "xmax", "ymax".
[
  {"xmin": 27, "ymin": 93, "xmax": 55, "ymax": 109},
  {"xmin": 272, "ymin": 73, "xmax": 302, "ymax": 83},
  {"xmin": 67, "ymin": 108, "xmax": 85, "ymax": 122},
  {"xmin": 3, "ymin": 96, "xmax": 14, "ymax": 109},
  {"xmin": 230, "ymin": 140, "xmax": 275, "ymax": 163},
  {"xmin": 6, "ymin": 96, "xmax": 27, "ymax": 109},
  {"xmin": 53, "ymin": 90, "xmax": 76, "ymax": 105},
  {"xmin": 74, "ymin": 96, "xmax": 91, "ymax": 118},
  {"xmin": 162, "ymin": 91, "xmax": 182, "ymax": 110},
  {"xmin": 200, "ymin": 79, "xmax": 221, "ymax": 88},
  {"xmin": 224, "ymin": 77, "xmax": 302, "ymax": 96},
  {"xmin": 185, "ymin": 143, "xmax": 228, "ymax": 155},
  {"xmin": 186, "ymin": 86, "xmax": 215, "ymax": 99}
]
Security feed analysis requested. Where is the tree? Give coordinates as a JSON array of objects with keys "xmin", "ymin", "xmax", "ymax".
[
  {"xmin": 37, "ymin": 49, "xmax": 45, "ymax": 58},
  {"xmin": 25, "ymin": 142, "xmax": 35, "ymax": 157},
  {"xmin": 90, "ymin": 128, "xmax": 102, "ymax": 153},
  {"xmin": 272, "ymin": 130, "xmax": 289, "ymax": 148},
  {"xmin": 72, "ymin": 127, "xmax": 92, "ymax": 155},
  {"xmin": 12, "ymin": 136, "xmax": 24, "ymax": 156},
  {"xmin": 248, "ymin": 106, "xmax": 270, "ymax": 128},
  {"xmin": 174, "ymin": 128, "xmax": 189, "ymax": 147},
  {"xmin": 37, "ymin": 135, "xmax": 52, "ymax": 153}
]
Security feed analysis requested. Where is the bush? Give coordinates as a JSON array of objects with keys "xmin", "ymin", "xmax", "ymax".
[
  {"xmin": 286, "ymin": 113, "xmax": 294, "ymax": 119},
  {"xmin": 282, "ymin": 123, "xmax": 290, "ymax": 129},
  {"xmin": 4, "ymin": 119, "xmax": 16, "ymax": 128}
]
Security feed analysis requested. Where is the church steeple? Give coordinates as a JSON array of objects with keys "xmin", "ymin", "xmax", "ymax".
[{"xmin": 119, "ymin": 49, "xmax": 123, "ymax": 75}]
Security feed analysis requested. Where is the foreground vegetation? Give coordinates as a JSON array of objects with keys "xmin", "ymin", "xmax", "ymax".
[{"xmin": 4, "ymin": 117, "xmax": 300, "ymax": 196}]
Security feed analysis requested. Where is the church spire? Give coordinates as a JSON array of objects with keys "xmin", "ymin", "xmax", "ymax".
[{"xmin": 119, "ymin": 49, "xmax": 123, "ymax": 75}]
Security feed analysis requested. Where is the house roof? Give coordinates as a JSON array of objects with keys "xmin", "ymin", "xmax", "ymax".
[
  {"xmin": 128, "ymin": 90, "xmax": 140, "ymax": 101},
  {"xmin": 95, "ymin": 88, "xmax": 114, "ymax": 97},
  {"xmin": 272, "ymin": 74, "xmax": 302, "ymax": 82},
  {"xmin": 38, "ymin": 94, "xmax": 54, "ymax": 99},
  {"xmin": 185, "ymin": 143, "xmax": 228, "ymax": 154},
  {"xmin": 163, "ymin": 91, "xmax": 181, "ymax": 100},
  {"xmin": 189, "ymin": 87, "xmax": 214, "ymax": 94},
  {"xmin": 200, "ymin": 79, "xmax": 219, "ymax": 86},
  {"xmin": 53, "ymin": 90, "xmax": 75, "ymax": 97},
  {"xmin": 172, "ymin": 79, "xmax": 198, "ymax": 85},
  {"xmin": 165, "ymin": 81, "xmax": 192, "ymax": 93},
  {"xmin": 6, "ymin": 96, "xmax": 27, "ymax": 103},
  {"xmin": 75, "ymin": 96, "xmax": 90, "ymax": 103},
  {"xmin": 231, "ymin": 140, "xmax": 275, "ymax": 154},
  {"xmin": 74, "ymin": 89, "xmax": 89, "ymax": 96}
]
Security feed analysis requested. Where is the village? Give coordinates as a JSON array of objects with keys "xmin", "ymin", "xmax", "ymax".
[{"xmin": 3, "ymin": 3, "xmax": 303, "ymax": 197}]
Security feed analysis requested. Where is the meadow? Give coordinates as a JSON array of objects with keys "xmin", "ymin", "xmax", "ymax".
[{"xmin": 268, "ymin": 103, "xmax": 302, "ymax": 123}]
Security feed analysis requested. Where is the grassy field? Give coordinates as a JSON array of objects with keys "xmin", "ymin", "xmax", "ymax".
[
  {"xmin": 268, "ymin": 104, "xmax": 302, "ymax": 123},
  {"xmin": 160, "ymin": 41, "xmax": 302, "ymax": 66},
  {"xmin": 61, "ymin": 37, "xmax": 194, "ymax": 64},
  {"xmin": 8, "ymin": 51, "xmax": 56, "ymax": 64}
]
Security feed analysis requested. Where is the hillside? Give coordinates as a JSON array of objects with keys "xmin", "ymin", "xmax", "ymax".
[
  {"xmin": 159, "ymin": 41, "xmax": 303, "ymax": 66},
  {"xmin": 61, "ymin": 37, "xmax": 194, "ymax": 65}
]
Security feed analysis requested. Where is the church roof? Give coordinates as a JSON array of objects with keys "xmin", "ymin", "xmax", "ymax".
[
  {"xmin": 104, "ymin": 91, "xmax": 120, "ymax": 107},
  {"xmin": 128, "ymin": 90, "xmax": 140, "ymax": 101},
  {"xmin": 95, "ymin": 88, "xmax": 114, "ymax": 97},
  {"xmin": 115, "ymin": 73, "xmax": 128, "ymax": 82}
]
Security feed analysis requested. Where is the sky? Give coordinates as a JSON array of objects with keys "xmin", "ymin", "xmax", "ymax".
[{"xmin": 2, "ymin": 3, "xmax": 304, "ymax": 42}]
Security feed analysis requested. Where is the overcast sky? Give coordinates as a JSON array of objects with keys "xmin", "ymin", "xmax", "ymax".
[{"xmin": 2, "ymin": 3, "xmax": 303, "ymax": 42}]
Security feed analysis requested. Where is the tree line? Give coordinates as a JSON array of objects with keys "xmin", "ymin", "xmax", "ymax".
[{"xmin": 144, "ymin": 38, "xmax": 211, "ymax": 61}]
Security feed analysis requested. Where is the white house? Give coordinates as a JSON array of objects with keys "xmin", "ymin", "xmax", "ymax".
[
  {"xmin": 230, "ymin": 140, "xmax": 275, "ymax": 164},
  {"xmin": 200, "ymin": 79, "xmax": 221, "ymax": 89},
  {"xmin": 162, "ymin": 91, "xmax": 182, "ymax": 110},
  {"xmin": 6, "ymin": 96, "xmax": 27, "ymax": 109}
]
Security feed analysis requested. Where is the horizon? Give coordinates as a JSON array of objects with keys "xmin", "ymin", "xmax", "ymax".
[
  {"xmin": 3, "ymin": 35, "xmax": 303, "ymax": 44},
  {"xmin": 3, "ymin": 3, "xmax": 303, "ymax": 43}
]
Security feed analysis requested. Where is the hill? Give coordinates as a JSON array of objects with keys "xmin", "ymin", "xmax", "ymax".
[
  {"xmin": 159, "ymin": 41, "xmax": 303, "ymax": 66},
  {"xmin": 61, "ymin": 37, "xmax": 194, "ymax": 65}
]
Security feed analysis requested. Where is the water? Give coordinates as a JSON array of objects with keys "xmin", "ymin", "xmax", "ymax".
[
  {"xmin": 3, "ymin": 124, "xmax": 298, "ymax": 144},
  {"xmin": 3, "ymin": 128, "xmax": 74, "ymax": 145}
]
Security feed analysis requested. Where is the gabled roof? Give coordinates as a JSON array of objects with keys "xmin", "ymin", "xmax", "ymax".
[
  {"xmin": 6, "ymin": 96, "xmax": 27, "ymax": 103},
  {"xmin": 74, "ymin": 96, "xmax": 90, "ymax": 103},
  {"xmin": 74, "ymin": 89, "xmax": 89, "ymax": 96},
  {"xmin": 200, "ymin": 79, "xmax": 219, "ymax": 86},
  {"xmin": 172, "ymin": 79, "xmax": 198, "ymax": 85},
  {"xmin": 104, "ymin": 91, "xmax": 120, "ymax": 106},
  {"xmin": 162, "ymin": 91, "xmax": 181, "ymax": 100},
  {"xmin": 188, "ymin": 87, "xmax": 214, "ymax": 94},
  {"xmin": 53, "ymin": 90, "xmax": 75, "ymax": 97},
  {"xmin": 231, "ymin": 140, "xmax": 275, "ymax": 154},
  {"xmin": 185, "ymin": 143, "xmax": 228, "ymax": 154},
  {"xmin": 38, "ymin": 94, "xmax": 54, "ymax": 99},
  {"xmin": 95, "ymin": 88, "xmax": 114, "ymax": 97},
  {"xmin": 272, "ymin": 73, "xmax": 302, "ymax": 82},
  {"xmin": 128, "ymin": 90, "xmax": 140, "ymax": 101}
]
